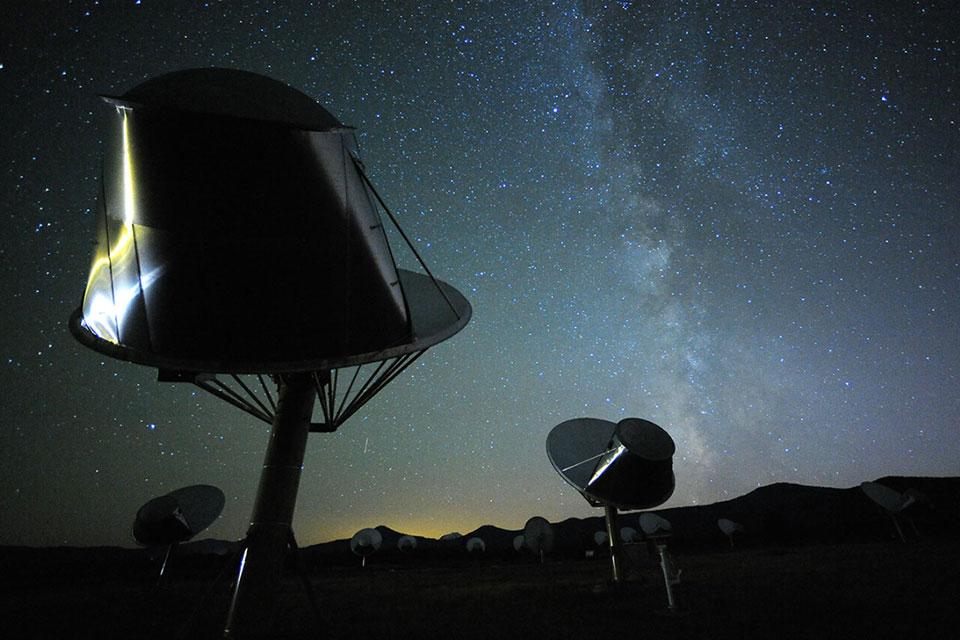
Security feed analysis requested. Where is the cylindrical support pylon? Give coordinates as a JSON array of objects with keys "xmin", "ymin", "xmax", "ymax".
[
  {"xmin": 604, "ymin": 505, "xmax": 623, "ymax": 583},
  {"xmin": 224, "ymin": 372, "xmax": 317, "ymax": 638}
]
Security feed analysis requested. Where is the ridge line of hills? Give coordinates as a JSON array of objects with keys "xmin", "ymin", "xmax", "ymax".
[{"xmin": 3, "ymin": 475, "xmax": 958, "ymax": 564}]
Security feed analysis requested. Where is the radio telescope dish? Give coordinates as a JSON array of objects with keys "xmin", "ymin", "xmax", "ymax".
[
  {"xmin": 134, "ymin": 484, "xmax": 225, "ymax": 547},
  {"xmin": 546, "ymin": 418, "xmax": 675, "ymax": 510},
  {"xmin": 133, "ymin": 484, "xmax": 224, "ymax": 584},
  {"xmin": 465, "ymin": 537, "xmax": 486, "ymax": 553},
  {"xmin": 397, "ymin": 535, "xmax": 417, "ymax": 552},
  {"xmin": 861, "ymin": 482, "xmax": 911, "ymax": 513},
  {"xmin": 594, "ymin": 531, "xmax": 608, "ymax": 546},
  {"xmin": 861, "ymin": 482, "xmax": 920, "ymax": 542},
  {"xmin": 439, "ymin": 532, "xmax": 462, "ymax": 542},
  {"xmin": 512, "ymin": 535, "xmax": 525, "ymax": 552},
  {"xmin": 68, "ymin": 69, "xmax": 471, "ymax": 636},
  {"xmin": 351, "ymin": 528, "xmax": 382, "ymax": 566},
  {"xmin": 547, "ymin": 417, "xmax": 676, "ymax": 583},
  {"xmin": 639, "ymin": 512, "xmax": 672, "ymax": 537},
  {"xmin": 620, "ymin": 527, "xmax": 639, "ymax": 544},
  {"xmin": 523, "ymin": 517, "xmax": 555, "ymax": 562},
  {"xmin": 718, "ymin": 518, "xmax": 743, "ymax": 546}
]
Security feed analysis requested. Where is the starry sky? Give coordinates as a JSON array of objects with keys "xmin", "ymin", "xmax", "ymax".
[{"xmin": 1, "ymin": 1, "xmax": 958, "ymax": 548}]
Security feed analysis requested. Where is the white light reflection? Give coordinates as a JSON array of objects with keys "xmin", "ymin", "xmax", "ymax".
[{"xmin": 80, "ymin": 108, "xmax": 161, "ymax": 344}]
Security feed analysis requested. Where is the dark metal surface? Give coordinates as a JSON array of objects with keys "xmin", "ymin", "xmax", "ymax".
[
  {"xmin": 546, "ymin": 417, "xmax": 676, "ymax": 510},
  {"xmin": 224, "ymin": 373, "xmax": 315, "ymax": 637},
  {"xmin": 133, "ymin": 484, "xmax": 225, "ymax": 547},
  {"xmin": 104, "ymin": 68, "xmax": 345, "ymax": 130},
  {"xmin": 72, "ymin": 269, "xmax": 470, "ymax": 374},
  {"xmin": 350, "ymin": 528, "xmax": 383, "ymax": 556},
  {"xmin": 73, "ymin": 69, "xmax": 472, "ymax": 373},
  {"xmin": 522, "ymin": 516, "xmax": 555, "ymax": 555}
]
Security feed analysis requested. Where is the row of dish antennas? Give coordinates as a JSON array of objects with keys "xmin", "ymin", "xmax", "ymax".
[
  {"xmin": 589, "ymin": 513, "xmax": 745, "ymax": 549},
  {"xmin": 349, "ymin": 516, "xmax": 557, "ymax": 567}
]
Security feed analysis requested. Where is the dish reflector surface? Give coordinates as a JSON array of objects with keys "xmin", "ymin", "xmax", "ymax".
[
  {"xmin": 71, "ymin": 68, "xmax": 471, "ymax": 374},
  {"xmin": 133, "ymin": 484, "xmax": 225, "ymax": 547},
  {"xmin": 465, "ymin": 537, "xmax": 486, "ymax": 553},
  {"xmin": 546, "ymin": 417, "xmax": 676, "ymax": 509},
  {"xmin": 860, "ymin": 482, "xmax": 910, "ymax": 513},
  {"xmin": 523, "ymin": 516, "xmax": 555, "ymax": 555},
  {"xmin": 639, "ymin": 512, "xmax": 672, "ymax": 536},
  {"xmin": 350, "ymin": 528, "xmax": 383, "ymax": 556},
  {"xmin": 620, "ymin": 526, "xmax": 639, "ymax": 543},
  {"xmin": 717, "ymin": 518, "xmax": 743, "ymax": 535}
]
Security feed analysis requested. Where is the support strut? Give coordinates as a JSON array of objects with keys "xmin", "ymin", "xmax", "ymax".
[
  {"xmin": 224, "ymin": 372, "xmax": 317, "ymax": 638},
  {"xmin": 604, "ymin": 505, "xmax": 624, "ymax": 583}
]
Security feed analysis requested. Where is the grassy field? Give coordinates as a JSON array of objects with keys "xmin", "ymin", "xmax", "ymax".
[{"xmin": 3, "ymin": 540, "xmax": 958, "ymax": 639}]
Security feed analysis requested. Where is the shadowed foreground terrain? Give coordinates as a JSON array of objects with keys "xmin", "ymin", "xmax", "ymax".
[{"xmin": 3, "ymin": 539, "xmax": 958, "ymax": 639}]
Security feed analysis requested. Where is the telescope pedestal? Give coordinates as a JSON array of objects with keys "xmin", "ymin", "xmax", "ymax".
[
  {"xmin": 224, "ymin": 373, "xmax": 316, "ymax": 638},
  {"xmin": 604, "ymin": 505, "xmax": 624, "ymax": 583}
]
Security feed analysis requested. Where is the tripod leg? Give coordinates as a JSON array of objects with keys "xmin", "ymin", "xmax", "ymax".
[
  {"xmin": 157, "ymin": 541, "xmax": 178, "ymax": 587},
  {"xmin": 288, "ymin": 531, "xmax": 326, "ymax": 626}
]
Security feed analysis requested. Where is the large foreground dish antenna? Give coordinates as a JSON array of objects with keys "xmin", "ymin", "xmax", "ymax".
[
  {"xmin": 68, "ymin": 68, "xmax": 471, "ymax": 637},
  {"xmin": 546, "ymin": 417, "xmax": 676, "ymax": 583}
]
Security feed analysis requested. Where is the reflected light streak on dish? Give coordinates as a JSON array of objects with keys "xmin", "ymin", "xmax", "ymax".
[
  {"xmin": 587, "ymin": 444, "xmax": 626, "ymax": 488},
  {"xmin": 80, "ymin": 113, "xmax": 164, "ymax": 344},
  {"xmin": 121, "ymin": 109, "xmax": 136, "ymax": 225}
]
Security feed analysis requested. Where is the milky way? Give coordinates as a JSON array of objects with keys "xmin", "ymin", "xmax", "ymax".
[{"xmin": 1, "ymin": 1, "xmax": 957, "ymax": 546}]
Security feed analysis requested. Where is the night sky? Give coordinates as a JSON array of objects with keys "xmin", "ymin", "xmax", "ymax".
[{"xmin": 1, "ymin": 1, "xmax": 958, "ymax": 548}]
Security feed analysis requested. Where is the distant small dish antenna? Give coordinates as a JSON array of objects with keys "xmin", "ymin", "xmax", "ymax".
[
  {"xmin": 861, "ymin": 482, "xmax": 912, "ymax": 513},
  {"xmin": 350, "ymin": 528, "xmax": 383, "ymax": 567},
  {"xmin": 523, "ymin": 517, "xmax": 555, "ymax": 563},
  {"xmin": 594, "ymin": 530, "xmax": 608, "ymax": 547},
  {"xmin": 546, "ymin": 417, "xmax": 676, "ymax": 584},
  {"xmin": 620, "ymin": 526, "xmax": 639, "ymax": 544},
  {"xmin": 465, "ymin": 537, "xmax": 486, "ymax": 553},
  {"xmin": 639, "ymin": 512, "xmax": 672, "ymax": 537},
  {"xmin": 513, "ymin": 534, "xmax": 525, "ymax": 552},
  {"xmin": 860, "ymin": 481, "xmax": 921, "ymax": 542},
  {"xmin": 717, "ymin": 518, "xmax": 744, "ymax": 546},
  {"xmin": 133, "ymin": 484, "xmax": 225, "ymax": 584},
  {"xmin": 397, "ymin": 535, "xmax": 417, "ymax": 552},
  {"xmin": 439, "ymin": 532, "xmax": 463, "ymax": 542}
]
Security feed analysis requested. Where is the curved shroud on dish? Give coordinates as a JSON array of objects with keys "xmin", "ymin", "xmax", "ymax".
[
  {"xmin": 73, "ymin": 68, "xmax": 469, "ymax": 372},
  {"xmin": 546, "ymin": 417, "xmax": 676, "ymax": 510}
]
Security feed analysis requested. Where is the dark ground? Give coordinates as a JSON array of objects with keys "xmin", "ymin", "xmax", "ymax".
[{"xmin": 2, "ymin": 539, "xmax": 958, "ymax": 639}]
